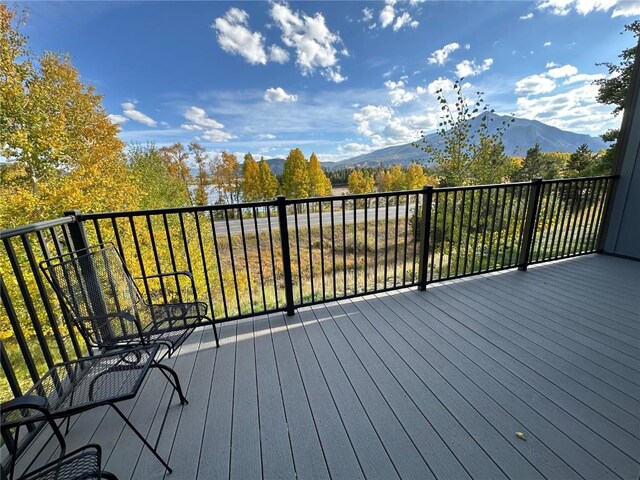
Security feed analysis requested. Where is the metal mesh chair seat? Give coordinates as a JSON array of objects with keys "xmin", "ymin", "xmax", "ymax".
[
  {"xmin": 20, "ymin": 445, "xmax": 115, "ymax": 480},
  {"xmin": 40, "ymin": 243, "xmax": 219, "ymax": 358},
  {"xmin": 2, "ymin": 345, "xmax": 187, "ymax": 477},
  {"xmin": 2, "ymin": 346, "xmax": 158, "ymax": 428}
]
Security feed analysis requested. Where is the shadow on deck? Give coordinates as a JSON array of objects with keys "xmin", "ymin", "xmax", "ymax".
[{"xmin": 16, "ymin": 254, "xmax": 640, "ymax": 480}]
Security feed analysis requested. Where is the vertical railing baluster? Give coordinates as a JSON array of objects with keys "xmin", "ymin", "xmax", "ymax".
[
  {"xmin": 364, "ymin": 197, "xmax": 369, "ymax": 292},
  {"xmin": 455, "ymin": 189, "xmax": 466, "ymax": 276},
  {"xmin": 146, "ymin": 215, "xmax": 168, "ymax": 304},
  {"xmin": 342, "ymin": 199, "xmax": 347, "ymax": 295},
  {"xmin": 486, "ymin": 188, "xmax": 501, "ymax": 271},
  {"xmin": 162, "ymin": 214, "xmax": 182, "ymax": 302},
  {"xmin": 209, "ymin": 211, "xmax": 228, "ymax": 319},
  {"xmin": 1, "ymin": 254, "xmax": 41, "ymax": 383},
  {"xmin": 517, "ymin": 178, "xmax": 543, "ymax": 271},
  {"xmin": 238, "ymin": 207, "xmax": 254, "ymax": 314},
  {"xmin": 418, "ymin": 186, "xmax": 434, "ymax": 291},
  {"xmin": 194, "ymin": 212, "xmax": 216, "ymax": 317},
  {"xmin": 542, "ymin": 182, "xmax": 558, "ymax": 262},
  {"xmin": 383, "ymin": 196, "xmax": 389, "ymax": 288},
  {"xmin": 573, "ymin": 180, "xmax": 591, "ymax": 256},
  {"xmin": 402, "ymin": 193, "xmax": 410, "ymax": 286},
  {"xmin": 412, "ymin": 193, "xmax": 420, "ymax": 284},
  {"xmin": 583, "ymin": 179, "xmax": 603, "ymax": 253},
  {"xmin": 438, "ymin": 191, "xmax": 448, "ymax": 280},
  {"xmin": 355, "ymin": 197, "xmax": 359, "ymax": 293},
  {"xmin": 374, "ymin": 196, "xmax": 379, "ymax": 290},
  {"xmin": 463, "ymin": 188, "xmax": 475, "ymax": 275},
  {"xmin": 22, "ymin": 235, "xmax": 69, "ymax": 363},
  {"xmin": 594, "ymin": 178, "xmax": 614, "ymax": 252},
  {"xmin": 430, "ymin": 191, "xmax": 439, "ymax": 281},
  {"xmin": 266, "ymin": 205, "xmax": 280, "ymax": 309},
  {"xmin": 277, "ymin": 196, "xmax": 295, "ymax": 315},
  {"xmin": 393, "ymin": 194, "xmax": 400, "ymax": 287},
  {"xmin": 223, "ymin": 209, "xmax": 242, "ymax": 316},
  {"xmin": 447, "ymin": 190, "xmax": 457, "ymax": 278},
  {"xmin": 306, "ymin": 202, "xmax": 315, "ymax": 302},
  {"xmin": 254, "ymin": 207, "xmax": 267, "ymax": 311},
  {"xmin": 493, "ymin": 187, "xmax": 507, "ymax": 270},
  {"xmin": 318, "ymin": 200, "xmax": 326, "ymax": 302},
  {"xmin": 293, "ymin": 203, "xmax": 303, "ymax": 304},
  {"xmin": 128, "ymin": 216, "xmax": 152, "ymax": 304}
]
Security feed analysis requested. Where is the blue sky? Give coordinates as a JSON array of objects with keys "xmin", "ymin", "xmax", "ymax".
[{"xmin": 18, "ymin": 0, "xmax": 639, "ymax": 162}]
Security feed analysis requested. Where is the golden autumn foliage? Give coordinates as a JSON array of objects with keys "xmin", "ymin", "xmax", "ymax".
[{"xmin": 0, "ymin": 4, "xmax": 137, "ymax": 227}]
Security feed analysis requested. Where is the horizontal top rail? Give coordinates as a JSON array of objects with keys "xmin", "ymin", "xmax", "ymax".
[
  {"xmin": 540, "ymin": 174, "xmax": 618, "ymax": 184},
  {"xmin": 0, "ymin": 216, "xmax": 76, "ymax": 240},
  {"xmin": 77, "ymin": 199, "xmax": 279, "ymax": 220},
  {"xmin": 285, "ymin": 188, "xmax": 425, "ymax": 204}
]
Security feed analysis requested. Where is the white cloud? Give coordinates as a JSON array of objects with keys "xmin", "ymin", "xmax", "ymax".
[
  {"xmin": 455, "ymin": 58, "xmax": 493, "ymax": 78},
  {"xmin": 427, "ymin": 42, "xmax": 460, "ymax": 65},
  {"xmin": 181, "ymin": 106, "xmax": 234, "ymax": 142},
  {"xmin": 107, "ymin": 114, "xmax": 128, "ymax": 124},
  {"xmin": 268, "ymin": 44, "xmax": 290, "ymax": 64},
  {"xmin": 353, "ymin": 103, "xmax": 437, "ymax": 147},
  {"xmin": 122, "ymin": 102, "xmax": 157, "ymax": 127},
  {"xmin": 257, "ymin": 133, "xmax": 277, "ymax": 140},
  {"xmin": 563, "ymin": 73, "xmax": 605, "ymax": 84},
  {"xmin": 547, "ymin": 64, "xmax": 578, "ymax": 78},
  {"xmin": 543, "ymin": 41, "xmax": 552, "ymax": 47},
  {"xmin": 264, "ymin": 87, "xmax": 298, "ymax": 103},
  {"xmin": 270, "ymin": 3, "xmax": 347, "ymax": 80},
  {"xmin": 520, "ymin": 12, "xmax": 534, "ymax": 19},
  {"xmin": 393, "ymin": 11, "xmax": 419, "ymax": 30},
  {"xmin": 322, "ymin": 67, "xmax": 347, "ymax": 83},
  {"xmin": 515, "ymin": 82, "xmax": 617, "ymax": 134},
  {"xmin": 384, "ymin": 80, "xmax": 416, "ymax": 105},
  {"xmin": 426, "ymin": 77, "xmax": 456, "ymax": 95},
  {"xmin": 515, "ymin": 74, "xmax": 557, "ymax": 95},
  {"xmin": 536, "ymin": 0, "xmax": 637, "ymax": 17},
  {"xmin": 361, "ymin": 7, "xmax": 373, "ymax": 22},
  {"xmin": 546, "ymin": 61, "xmax": 560, "ymax": 68},
  {"xmin": 213, "ymin": 8, "xmax": 268, "ymax": 65},
  {"xmin": 373, "ymin": 1, "xmax": 419, "ymax": 31},
  {"xmin": 338, "ymin": 142, "xmax": 373, "ymax": 154},
  {"xmin": 612, "ymin": 1, "xmax": 640, "ymax": 17},
  {"xmin": 379, "ymin": 4, "xmax": 395, "ymax": 28}
]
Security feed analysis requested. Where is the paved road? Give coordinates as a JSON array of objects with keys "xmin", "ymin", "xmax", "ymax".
[{"xmin": 212, "ymin": 205, "xmax": 417, "ymax": 235}]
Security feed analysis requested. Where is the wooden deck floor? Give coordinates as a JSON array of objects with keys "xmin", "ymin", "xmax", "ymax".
[{"xmin": 18, "ymin": 254, "xmax": 640, "ymax": 479}]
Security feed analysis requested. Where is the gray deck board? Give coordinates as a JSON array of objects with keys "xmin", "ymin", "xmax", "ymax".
[{"xmin": 14, "ymin": 254, "xmax": 640, "ymax": 480}]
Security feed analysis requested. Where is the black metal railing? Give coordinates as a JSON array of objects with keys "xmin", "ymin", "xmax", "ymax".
[{"xmin": 0, "ymin": 175, "xmax": 616, "ymax": 408}]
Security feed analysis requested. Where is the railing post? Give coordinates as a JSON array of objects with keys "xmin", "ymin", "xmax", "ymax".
[
  {"xmin": 276, "ymin": 196, "xmax": 295, "ymax": 316},
  {"xmin": 64, "ymin": 210, "xmax": 108, "ymax": 340},
  {"xmin": 64, "ymin": 210, "xmax": 90, "ymax": 253},
  {"xmin": 518, "ymin": 178, "xmax": 543, "ymax": 271},
  {"xmin": 418, "ymin": 185, "xmax": 434, "ymax": 291}
]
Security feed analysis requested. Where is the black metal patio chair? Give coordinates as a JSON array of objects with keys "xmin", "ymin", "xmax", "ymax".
[
  {"xmin": 1, "ymin": 345, "xmax": 186, "ymax": 477},
  {"xmin": 40, "ymin": 243, "xmax": 219, "ymax": 360},
  {"xmin": 1, "ymin": 396, "xmax": 117, "ymax": 480}
]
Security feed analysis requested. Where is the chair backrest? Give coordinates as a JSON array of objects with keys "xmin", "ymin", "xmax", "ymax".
[{"xmin": 41, "ymin": 244, "xmax": 145, "ymax": 344}]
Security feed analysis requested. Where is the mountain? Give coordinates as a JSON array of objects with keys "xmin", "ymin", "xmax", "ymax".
[{"xmin": 335, "ymin": 113, "xmax": 608, "ymax": 169}]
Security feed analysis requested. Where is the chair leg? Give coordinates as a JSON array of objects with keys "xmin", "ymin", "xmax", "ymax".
[
  {"xmin": 110, "ymin": 404, "xmax": 173, "ymax": 474},
  {"xmin": 151, "ymin": 362, "xmax": 189, "ymax": 405},
  {"xmin": 202, "ymin": 316, "xmax": 220, "ymax": 348},
  {"xmin": 212, "ymin": 322, "xmax": 220, "ymax": 348}
]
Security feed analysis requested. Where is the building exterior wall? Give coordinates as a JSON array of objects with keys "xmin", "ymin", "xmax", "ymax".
[{"xmin": 603, "ymin": 53, "xmax": 640, "ymax": 260}]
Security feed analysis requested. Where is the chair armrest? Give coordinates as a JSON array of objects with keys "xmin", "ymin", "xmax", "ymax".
[
  {"xmin": 1, "ymin": 395, "xmax": 47, "ymax": 413},
  {"xmin": 1, "ymin": 395, "xmax": 67, "ymax": 456},
  {"xmin": 134, "ymin": 271, "xmax": 198, "ymax": 301},
  {"xmin": 75, "ymin": 311, "xmax": 146, "ymax": 347}
]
